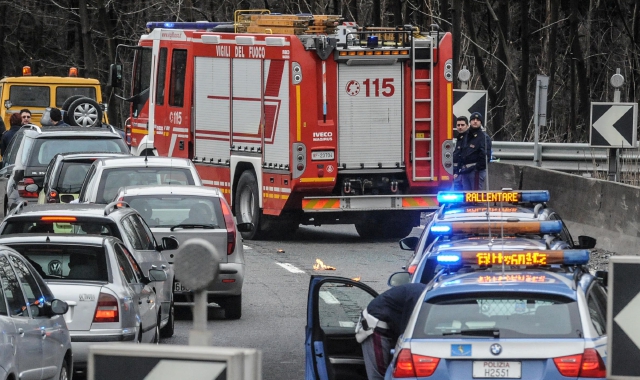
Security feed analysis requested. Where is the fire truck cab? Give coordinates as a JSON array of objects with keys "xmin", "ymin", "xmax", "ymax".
[{"xmin": 111, "ymin": 13, "xmax": 455, "ymax": 239}]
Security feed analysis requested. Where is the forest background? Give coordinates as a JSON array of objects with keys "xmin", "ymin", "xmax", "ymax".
[{"xmin": 0, "ymin": 0, "xmax": 637, "ymax": 142}]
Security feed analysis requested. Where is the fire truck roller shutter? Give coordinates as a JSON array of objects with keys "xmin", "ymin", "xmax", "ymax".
[
  {"xmin": 262, "ymin": 59, "xmax": 290, "ymax": 168},
  {"xmin": 338, "ymin": 63, "xmax": 403, "ymax": 169},
  {"xmin": 232, "ymin": 59, "xmax": 262, "ymax": 152}
]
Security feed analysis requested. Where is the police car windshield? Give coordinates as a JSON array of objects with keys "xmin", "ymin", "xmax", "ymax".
[{"xmin": 414, "ymin": 293, "xmax": 582, "ymax": 339}]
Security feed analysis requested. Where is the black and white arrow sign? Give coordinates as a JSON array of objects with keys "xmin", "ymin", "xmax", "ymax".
[
  {"xmin": 590, "ymin": 103, "xmax": 637, "ymax": 148},
  {"xmin": 453, "ymin": 90, "xmax": 487, "ymax": 123},
  {"xmin": 607, "ymin": 256, "xmax": 640, "ymax": 379}
]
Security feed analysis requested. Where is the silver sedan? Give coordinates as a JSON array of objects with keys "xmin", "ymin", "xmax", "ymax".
[
  {"xmin": 0, "ymin": 234, "xmax": 167, "ymax": 373},
  {"xmin": 0, "ymin": 245, "xmax": 71, "ymax": 380}
]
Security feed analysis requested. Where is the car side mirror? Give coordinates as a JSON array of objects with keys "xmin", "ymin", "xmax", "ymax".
[
  {"xmin": 148, "ymin": 269, "xmax": 167, "ymax": 282},
  {"xmin": 399, "ymin": 236, "xmax": 419, "ymax": 251},
  {"xmin": 237, "ymin": 222, "xmax": 254, "ymax": 233},
  {"xmin": 60, "ymin": 194, "xmax": 75, "ymax": 203},
  {"xmin": 577, "ymin": 236, "xmax": 597, "ymax": 249},
  {"xmin": 108, "ymin": 64, "xmax": 123, "ymax": 88},
  {"xmin": 160, "ymin": 236, "xmax": 179, "ymax": 251},
  {"xmin": 388, "ymin": 271, "xmax": 411, "ymax": 287},
  {"xmin": 49, "ymin": 299, "xmax": 69, "ymax": 315}
]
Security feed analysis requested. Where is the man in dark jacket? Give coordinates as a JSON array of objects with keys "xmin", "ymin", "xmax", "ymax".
[
  {"xmin": 452, "ymin": 116, "xmax": 470, "ymax": 190},
  {"xmin": 456, "ymin": 112, "xmax": 491, "ymax": 190},
  {"xmin": 356, "ymin": 283, "xmax": 427, "ymax": 380},
  {"xmin": 1, "ymin": 113, "xmax": 22, "ymax": 157},
  {"xmin": 49, "ymin": 108, "xmax": 69, "ymax": 127}
]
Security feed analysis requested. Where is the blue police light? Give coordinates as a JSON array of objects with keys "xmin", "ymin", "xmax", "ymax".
[
  {"xmin": 520, "ymin": 191, "xmax": 550, "ymax": 203},
  {"xmin": 540, "ymin": 220, "xmax": 563, "ymax": 234},
  {"xmin": 430, "ymin": 224, "xmax": 452, "ymax": 234},
  {"xmin": 146, "ymin": 22, "xmax": 234, "ymax": 31},
  {"xmin": 437, "ymin": 254, "xmax": 461, "ymax": 263},
  {"xmin": 367, "ymin": 36, "xmax": 379, "ymax": 48},
  {"xmin": 562, "ymin": 250, "xmax": 590, "ymax": 265},
  {"xmin": 437, "ymin": 192, "xmax": 465, "ymax": 203}
]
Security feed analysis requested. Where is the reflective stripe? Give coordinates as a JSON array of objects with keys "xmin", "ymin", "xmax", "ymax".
[
  {"xmin": 401, "ymin": 196, "xmax": 438, "ymax": 208},
  {"xmin": 302, "ymin": 198, "xmax": 340, "ymax": 210}
]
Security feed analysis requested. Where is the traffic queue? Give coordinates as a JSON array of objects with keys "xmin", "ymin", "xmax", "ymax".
[
  {"xmin": 306, "ymin": 190, "xmax": 608, "ymax": 380},
  {"xmin": 0, "ymin": 121, "xmax": 250, "ymax": 378}
]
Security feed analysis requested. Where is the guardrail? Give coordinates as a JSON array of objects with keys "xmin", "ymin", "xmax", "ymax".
[{"xmin": 492, "ymin": 141, "xmax": 640, "ymax": 174}]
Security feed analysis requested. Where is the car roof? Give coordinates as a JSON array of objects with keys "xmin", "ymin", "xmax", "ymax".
[
  {"xmin": 0, "ymin": 234, "xmax": 114, "ymax": 246},
  {"xmin": 6, "ymin": 203, "xmax": 132, "ymax": 218},
  {"xmin": 95, "ymin": 156, "xmax": 195, "ymax": 168},
  {"xmin": 424, "ymin": 269, "xmax": 579, "ymax": 300},
  {"xmin": 119, "ymin": 185, "xmax": 220, "ymax": 197},
  {"xmin": 432, "ymin": 236, "xmax": 549, "ymax": 252},
  {"xmin": 22, "ymin": 125, "xmax": 121, "ymax": 138},
  {"xmin": 55, "ymin": 152, "xmax": 130, "ymax": 161}
]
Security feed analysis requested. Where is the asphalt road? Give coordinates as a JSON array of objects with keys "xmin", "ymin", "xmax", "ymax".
[{"xmin": 161, "ymin": 224, "xmax": 408, "ymax": 380}]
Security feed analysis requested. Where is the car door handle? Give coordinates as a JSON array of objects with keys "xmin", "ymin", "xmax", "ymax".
[{"xmin": 18, "ymin": 328, "xmax": 24, "ymax": 335}]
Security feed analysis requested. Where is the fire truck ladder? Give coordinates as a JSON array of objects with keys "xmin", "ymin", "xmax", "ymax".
[{"xmin": 411, "ymin": 37, "xmax": 435, "ymax": 181}]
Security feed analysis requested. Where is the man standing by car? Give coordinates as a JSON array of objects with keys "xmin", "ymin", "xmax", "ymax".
[
  {"xmin": 1, "ymin": 113, "xmax": 22, "ymax": 157},
  {"xmin": 356, "ymin": 283, "xmax": 427, "ymax": 380},
  {"xmin": 20, "ymin": 109, "xmax": 32, "ymax": 125},
  {"xmin": 49, "ymin": 108, "xmax": 69, "ymax": 127},
  {"xmin": 457, "ymin": 112, "xmax": 491, "ymax": 190},
  {"xmin": 452, "ymin": 116, "xmax": 470, "ymax": 190}
]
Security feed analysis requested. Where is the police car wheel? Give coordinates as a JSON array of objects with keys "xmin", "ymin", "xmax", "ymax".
[
  {"xmin": 235, "ymin": 171, "xmax": 264, "ymax": 240},
  {"xmin": 67, "ymin": 97, "xmax": 103, "ymax": 127}
]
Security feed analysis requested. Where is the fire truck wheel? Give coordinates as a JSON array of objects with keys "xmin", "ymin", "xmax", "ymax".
[
  {"xmin": 67, "ymin": 97, "xmax": 103, "ymax": 127},
  {"xmin": 355, "ymin": 220, "xmax": 383, "ymax": 239},
  {"xmin": 235, "ymin": 171, "xmax": 264, "ymax": 240}
]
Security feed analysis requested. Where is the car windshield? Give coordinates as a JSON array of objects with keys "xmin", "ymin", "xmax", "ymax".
[
  {"xmin": 414, "ymin": 292, "xmax": 582, "ymax": 339},
  {"xmin": 125, "ymin": 195, "xmax": 223, "ymax": 228},
  {"xmin": 55, "ymin": 161, "xmax": 93, "ymax": 193},
  {"xmin": 98, "ymin": 168, "xmax": 194, "ymax": 204},
  {"xmin": 9, "ymin": 244, "xmax": 108, "ymax": 282},
  {"xmin": 29, "ymin": 138, "xmax": 128, "ymax": 166},
  {"xmin": 2, "ymin": 219, "xmax": 118, "ymax": 237}
]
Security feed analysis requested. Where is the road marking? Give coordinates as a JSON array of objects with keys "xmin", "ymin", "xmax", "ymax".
[
  {"xmin": 276, "ymin": 262, "xmax": 305, "ymax": 274},
  {"xmin": 243, "ymin": 244, "xmax": 252, "ymax": 250},
  {"xmin": 319, "ymin": 290, "xmax": 340, "ymax": 305}
]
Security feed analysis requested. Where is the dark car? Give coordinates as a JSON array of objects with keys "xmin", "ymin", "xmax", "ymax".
[
  {"xmin": 0, "ymin": 124, "xmax": 129, "ymax": 215},
  {"xmin": 37, "ymin": 152, "xmax": 131, "ymax": 204}
]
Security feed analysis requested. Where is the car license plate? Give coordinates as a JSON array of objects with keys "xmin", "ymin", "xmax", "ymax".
[
  {"xmin": 311, "ymin": 151, "xmax": 334, "ymax": 161},
  {"xmin": 174, "ymin": 282, "xmax": 190, "ymax": 293},
  {"xmin": 472, "ymin": 361, "xmax": 521, "ymax": 378}
]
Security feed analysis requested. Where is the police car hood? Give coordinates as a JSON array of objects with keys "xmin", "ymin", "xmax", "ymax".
[{"xmin": 433, "ymin": 237, "xmax": 547, "ymax": 252}]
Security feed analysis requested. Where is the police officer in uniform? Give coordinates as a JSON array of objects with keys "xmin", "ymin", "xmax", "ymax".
[
  {"xmin": 355, "ymin": 283, "xmax": 427, "ymax": 380},
  {"xmin": 455, "ymin": 112, "xmax": 490, "ymax": 190}
]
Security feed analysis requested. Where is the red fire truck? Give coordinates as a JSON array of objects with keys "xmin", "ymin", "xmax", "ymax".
[{"xmin": 110, "ymin": 13, "xmax": 455, "ymax": 239}]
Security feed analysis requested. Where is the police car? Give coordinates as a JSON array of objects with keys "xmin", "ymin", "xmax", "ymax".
[
  {"xmin": 305, "ymin": 250, "xmax": 608, "ymax": 380},
  {"xmin": 400, "ymin": 190, "xmax": 597, "ymax": 275}
]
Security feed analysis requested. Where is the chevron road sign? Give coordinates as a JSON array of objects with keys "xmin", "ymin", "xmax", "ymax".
[
  {"xmin": 453, "ymin": 89, "xmax": 487, "ymax": 126},
  {"xmin": 607, "ymin": 256, "xmax": 640, "ymax": 379},
  {"xmin": 89, "ymin": 344, "xmax": 261, "ymax": 380},
  {"xmin": 590, "ymin": 102, "xmax": 637, "ymax": 148}
]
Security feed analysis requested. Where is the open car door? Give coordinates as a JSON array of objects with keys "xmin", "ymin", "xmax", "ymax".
[{"xmin": 305, "ymin": 275, "xmax": 379, "ymax": 380}]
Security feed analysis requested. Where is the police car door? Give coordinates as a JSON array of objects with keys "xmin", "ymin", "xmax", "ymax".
[{"xmin": 306, "ymin": 275, "xmax": 378, "ymax": 380}]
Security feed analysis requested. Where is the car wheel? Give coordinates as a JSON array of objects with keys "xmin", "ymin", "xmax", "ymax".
[
  {"xmin": 61, "ymin": 95, "xmax": 87, "ymax": 119},
  {"xmin": 160, "ymin": 303, "xmax": 175, "ymax": 338},
  {"xmin": 58, "ymin": 358, "xmax": 69, "ymax": 380},
  {"xmin": 153, "ymin": 313, "xmax": 160, "ymax": 344},
  {"xmin": 221, "ymin": 295, "xmax": 242, "ymax": 320},
  {"xmin": 235, "ymin": 171, "xmax": 264, "ymax": 240},
  {"xmin": 67, "ymin": 97, "xmax": 103, "ymax": 127}
]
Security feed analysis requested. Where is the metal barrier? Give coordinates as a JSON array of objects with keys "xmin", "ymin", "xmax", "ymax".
[{"xmin": 492, "ymin": 141, "xmax": 640, "ymax": 174}]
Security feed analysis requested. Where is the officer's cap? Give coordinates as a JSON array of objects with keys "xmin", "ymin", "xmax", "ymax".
[{"xmin": 470, "ymin": 112, "xmax": 483, "ymax": 123}]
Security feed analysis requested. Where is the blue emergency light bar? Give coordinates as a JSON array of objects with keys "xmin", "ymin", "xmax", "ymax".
[
  {"xmin": 429, "ymin": 220, "xmax": 563, "ymax": 235},
  {"xmin": 436, "ymin": 249, "xmax": 590, "ymax": 266},
  {"xmin": 437, "ymin": 190, "xmax": 550, "ymax": 205},
  {"xmin": 146, "ymin": 22, "xmax": 233, "ymax": 31}
]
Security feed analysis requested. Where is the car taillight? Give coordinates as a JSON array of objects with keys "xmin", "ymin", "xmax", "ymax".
[
  {"xmin": 579, "ymin": 348, "xmax": 606, "ymax": 377},
  {"xmin": 17, "ymin": 177, "xmax": 38, "ymax": 198},
  {"xmin": 392, "ymin": 349, "xmax": 440, "ymax": 378},
  {"xmin": 554, "ymin": 353, "xmax": 582, "ymax": 377},
  {"xmin": 220, "ymin": 199, "xmax": 236, "ymax": 255},
  {"xmin": 93, "ymin": 292, "xmax": 119, "ymax": 323}
]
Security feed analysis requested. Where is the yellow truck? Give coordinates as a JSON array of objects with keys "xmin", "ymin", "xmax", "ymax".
[{"xmin": 0, "ymin": 66, "xmax": 106, "ymax": 128}]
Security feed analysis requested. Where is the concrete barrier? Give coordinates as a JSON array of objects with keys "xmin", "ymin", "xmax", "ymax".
[{"xmin": 488, "ymin": 162, "xmax": 640, "ymax": 254}]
